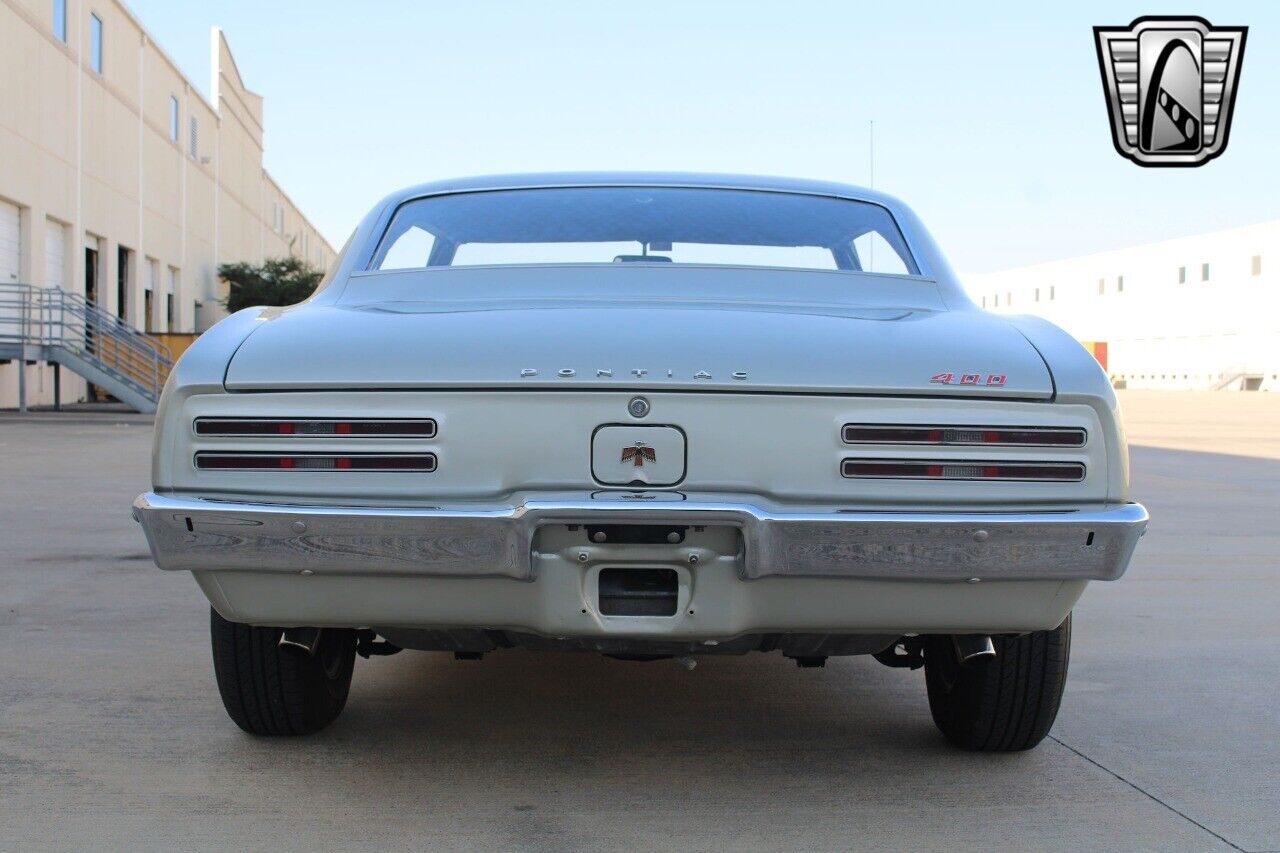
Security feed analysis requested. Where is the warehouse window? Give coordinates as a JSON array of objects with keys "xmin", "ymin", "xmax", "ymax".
[
  {"xmin": 89, "ymin": 12, "xmax": 103, "ymax": 73},
  {"xmin": 189, "ymin": 116, "xmax": 198, "ymax": 159},
  {"xmin": 981, "ymin": 295, "xmax": 986, "ymax": 308},
  {"xmin": 1201, "ymin": 263, "xmax": 1210, "ymax": 281},
  {"xmin": 1117, "ymin": 275, "xmax": 1124, "ymax": 292},
  {"xmin": 1098, "ymin": 277, "xmax": 1105, "ymax": 294},
  {"xmin": 1050, "ymin": 285, "xmax": 1055, "ymax": 300},
  {"xmin": 1006, "ymin": 291, "xmax": 1012, "ymax": 307},
  {"xmin": 1252, "ymin": 255, "xmax": 1262, "ymax": 276},
  {"xmin": 1034, "ymin": 287, "xmax": 1040, "ymax": 302},
  {"xmin": 53, "ymin": 0, "xmax": 67, "ymax": 41},
  {"xmin": 1178, "ymin": 266, "xmax": 1186, "ymax": 284},
  {"xmin": 993, "ymin": 294, "xmax": 999, "ymax": 307},
  {"xmin": 169, "ymin": 96, "xmax": 179, "ymax": 141}
]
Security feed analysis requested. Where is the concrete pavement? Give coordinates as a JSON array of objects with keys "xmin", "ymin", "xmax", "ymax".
[{"xmin": 1, "ymin": 391, "xmax": 1276, "ymax": 851}]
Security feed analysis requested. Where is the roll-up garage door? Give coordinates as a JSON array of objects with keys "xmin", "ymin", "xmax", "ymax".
[
  {"xmin": 0, "ymin": 200, "xmax": 21, "ymax": 344},
  {"xmin": 0, "ymin": 200, "xmax": 20, "ymax": 283}
]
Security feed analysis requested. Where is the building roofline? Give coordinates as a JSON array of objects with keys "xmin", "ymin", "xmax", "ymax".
[
  {"xmin": 263, "ymin": 170, "xmax": 338, "ymax": 256},
  {"xmin": 968, "ymin": 218, "xmax": 1280, "ymax": 277},
  {"xmin": 108, "ymin": 3, "xmax": 334, "ymax": 258},
  {"xmin": 112, "ymin": 0, "xmax": 220, "ymax": 116}
]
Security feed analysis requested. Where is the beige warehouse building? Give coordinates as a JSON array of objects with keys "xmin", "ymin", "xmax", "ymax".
[{"xmin": 0, "ymin": 0, "xmax": 335, "ymax": 409}]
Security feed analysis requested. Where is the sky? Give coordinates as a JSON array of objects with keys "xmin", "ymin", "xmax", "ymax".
[{"xmin": 125, "ymin": 0, "xmax": 1280, "ymax": 273}]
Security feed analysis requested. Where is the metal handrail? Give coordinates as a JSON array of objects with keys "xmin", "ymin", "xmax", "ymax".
[{"xmin": 0, "ymin": 282, "xmax": 173, "ymax": 403}]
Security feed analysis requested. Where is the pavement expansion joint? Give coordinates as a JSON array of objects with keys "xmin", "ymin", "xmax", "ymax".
[{"xmin": 1048, "ymin": 735, "xmax": 1245, "ymax": 852}]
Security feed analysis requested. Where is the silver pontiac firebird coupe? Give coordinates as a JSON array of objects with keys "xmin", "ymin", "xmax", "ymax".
[{"xmin": 134, "ymin": 173, "xmax": 1147, "ymax": 750}]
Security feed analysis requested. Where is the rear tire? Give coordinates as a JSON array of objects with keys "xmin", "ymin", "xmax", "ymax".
[
  {"xmin": 210, "ymin": 608, "xmax": 356, "ymax": 736},
  {"xmin": 923, "ymin": 614, "xmax": 1071, "ymax": 751}
]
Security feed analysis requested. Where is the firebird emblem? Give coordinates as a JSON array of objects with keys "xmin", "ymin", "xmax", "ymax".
[{"xmin": 621, "ymin": 443, "xmax": 657, "ymax": 467}]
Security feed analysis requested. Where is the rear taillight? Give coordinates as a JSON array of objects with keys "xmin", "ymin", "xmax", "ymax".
[
  {"xmin": 841, "ymin": 459, "xmax": 1084, "ymax": 482},
  {"xmin": 842, "ymin": 424, "xmax": 1085, "ymax": 447},
  {"xmin": 194, "ymin": 418, "xmax": 437, "ymax": 438},
  {"xmin": 194, "ymin": 452, "xmax": 437, "ymax": 472}
]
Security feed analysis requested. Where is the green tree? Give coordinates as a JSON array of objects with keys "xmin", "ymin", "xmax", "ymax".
[{"xmin": 219, "ymin": 256, "xmax": 323, "ymax": 313}]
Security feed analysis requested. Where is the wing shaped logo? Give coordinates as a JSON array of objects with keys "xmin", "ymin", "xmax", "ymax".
[
  {"xmin": 1094, "ymin": 17, "xmax": 1247, "ymax": 167},
  {"xmin": 621, "ymin": 443, "xmax": 657, "ymax": 467}
]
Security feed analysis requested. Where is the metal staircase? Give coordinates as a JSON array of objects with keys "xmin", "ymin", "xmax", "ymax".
[
  {"xmin": 1213, "ymin": 370, "xmax": 1265, "ymax": 392},
  {"xmin": 0, "ymin": 283, "xmax": 173, "ymax": 413}
]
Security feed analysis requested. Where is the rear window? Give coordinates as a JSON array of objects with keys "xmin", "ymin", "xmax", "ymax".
[{"xmin": 370, "ymin": 187, "xmax": 918, "ymax": 275}]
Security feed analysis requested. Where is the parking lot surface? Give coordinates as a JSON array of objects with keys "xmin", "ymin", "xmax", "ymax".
[{"xmin": 1, "ymin": 391, "xmax": 1277, "ymax": 851}]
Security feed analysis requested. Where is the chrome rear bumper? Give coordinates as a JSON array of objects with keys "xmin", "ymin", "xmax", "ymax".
[{"xmin": 134, "ymin": 492, "xmax": 1147, "ymax": 583}]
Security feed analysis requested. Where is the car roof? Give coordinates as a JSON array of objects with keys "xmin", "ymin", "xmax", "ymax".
[{"xmin": 384, "ymin": 172, "xmax": 908, "ymax": 212}]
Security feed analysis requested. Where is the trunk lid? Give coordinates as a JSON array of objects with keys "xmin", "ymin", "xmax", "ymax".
[{"xmin": 224, "ymin": 266, "xmax": 1052, "ymax": 398}]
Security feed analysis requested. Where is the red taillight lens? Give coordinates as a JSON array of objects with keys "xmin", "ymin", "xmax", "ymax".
[
  {"xmin": 194, "ymin": 418, "xmax": 437, "ymax": 438},
  {"xmin": 842, "ymin": 425, "xmax": 1085, "ymax": 447},
  {"xmin": 842, "ymin": 459, "xmax": 1084, "ymax": 481},
  {"xmin": 195, "ymin": 452, "xmax": 437, "ymax": 471}
]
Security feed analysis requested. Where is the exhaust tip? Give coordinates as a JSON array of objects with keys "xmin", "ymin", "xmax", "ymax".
[{"xmin": 952, "ymin": 635, "xmax": 997, "ymax": 665}]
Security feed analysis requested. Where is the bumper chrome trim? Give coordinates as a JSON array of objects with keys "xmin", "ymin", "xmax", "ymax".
[{"xmin": 134, "ymin": 492, "xmax": 1147, "ymax": 583}]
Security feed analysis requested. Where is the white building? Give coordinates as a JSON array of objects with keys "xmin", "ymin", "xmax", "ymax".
[{"xmin": 965, "ymin": 220, "xmax": 1279, "ymax": 391}]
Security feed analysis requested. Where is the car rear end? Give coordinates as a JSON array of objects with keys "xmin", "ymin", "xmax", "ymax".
[
  {"xmin": 134, "ymin": 175, "xmax": 1147, "ymax": 747},
  {"xmin": 137, "ymin": 384, "xmax": 1143, "ymax": 640}
]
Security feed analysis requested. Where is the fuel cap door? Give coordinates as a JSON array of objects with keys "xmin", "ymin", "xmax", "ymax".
[{"xmin": 592, "ymin": 426, "xmax": 686, "ymax": 487}]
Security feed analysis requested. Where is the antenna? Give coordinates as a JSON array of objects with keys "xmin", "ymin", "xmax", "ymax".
[
  {"xmin": 869, "ymin": 120, "xmax": 875, "ymax": 190},
  {"xmin": 869, "ymin": 120, "xmax": 875, "ymax": 271}
]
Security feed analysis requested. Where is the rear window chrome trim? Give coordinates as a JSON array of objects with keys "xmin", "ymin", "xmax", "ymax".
[{"xmin": 365, "ymin": 185, "xmax": 921, "ymax": 275}]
